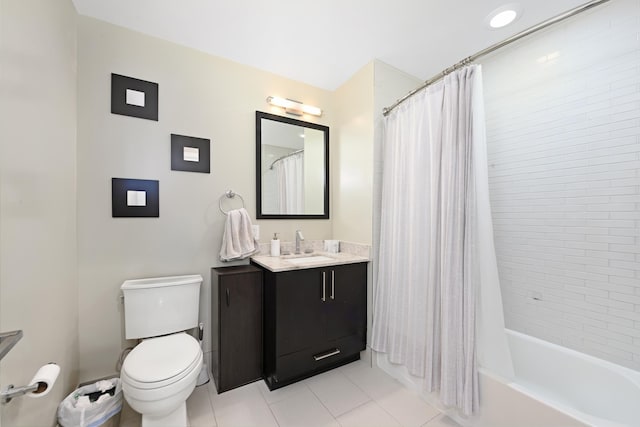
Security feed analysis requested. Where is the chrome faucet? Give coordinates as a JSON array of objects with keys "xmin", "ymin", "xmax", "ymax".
[{"xmin": 295, "ymin": 230, "xmax": 304, "ymax": 254}]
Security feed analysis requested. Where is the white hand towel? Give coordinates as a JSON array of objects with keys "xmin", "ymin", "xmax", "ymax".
[{"xmin": 219, "ymin": 208, "xmax": 259, "ymax": 261}]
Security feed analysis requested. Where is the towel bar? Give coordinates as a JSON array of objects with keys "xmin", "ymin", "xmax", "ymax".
[{"xmin": 219, "ymin": 190, "xmax": 245, "ymax": 215}]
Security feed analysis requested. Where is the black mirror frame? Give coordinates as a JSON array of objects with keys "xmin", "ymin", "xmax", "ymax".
[{"xmin": 256, "ymin": 111, "xmax": 330, "ymax": 219}]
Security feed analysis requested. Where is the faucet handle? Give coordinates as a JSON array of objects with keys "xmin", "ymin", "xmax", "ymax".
[{"xmin": 296, "ymin": 230, "xmax": 304, "ymax": 239}]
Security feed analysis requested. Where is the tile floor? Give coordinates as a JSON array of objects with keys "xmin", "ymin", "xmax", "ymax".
[{"xmin": 120, "ymin": 360, "xmax": 461, "ymax": 427}]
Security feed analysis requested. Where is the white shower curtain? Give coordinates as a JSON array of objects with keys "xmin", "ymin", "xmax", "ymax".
[
  {"xmin": 274, "ymin": 151, "xmax": 304, "ymax": 214},
  {"xmin": 371, "ymin": 65, "xmax": 513, "ymax": 416}
]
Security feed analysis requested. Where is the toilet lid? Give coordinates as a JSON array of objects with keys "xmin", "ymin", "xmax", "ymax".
[{"xmin": 123, "ymin": 333, "xmax": 201, "ymax": 384}]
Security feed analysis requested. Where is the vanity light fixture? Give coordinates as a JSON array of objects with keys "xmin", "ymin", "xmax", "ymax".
[
  {"xmin": 485, "ymin": 3, "xmax": 522, "ymax": 29},
  {"xmin": 266, "ymin": 96, "xmax": 323, "ymax": 117}
]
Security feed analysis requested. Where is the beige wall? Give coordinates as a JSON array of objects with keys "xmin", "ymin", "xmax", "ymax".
[
  {"xmin": 333, "ymin": 63, "xmax": 375, "ymax": 245},
  {"xmin": 76, "ymin": 17, "xmax": 334, "ymax": 380},
  {"xmin": 0, "ymin": 0, "xmax": 78, "ymax": 426}
]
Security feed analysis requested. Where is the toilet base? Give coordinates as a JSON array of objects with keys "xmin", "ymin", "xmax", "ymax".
[{"xmin": 142, "ymin": 402, "xmax": 187, "ymax": 427}]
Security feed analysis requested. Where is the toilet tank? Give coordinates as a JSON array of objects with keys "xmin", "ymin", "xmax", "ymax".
[{"xmin": 121, "ymin": 274, "xmax": 202, "ymax": 339}]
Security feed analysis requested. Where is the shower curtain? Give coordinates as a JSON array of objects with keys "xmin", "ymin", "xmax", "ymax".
[
  {"xmin": 371, "ymin": 65, "xmax": 513, "ymax": 416},
  {"xmin": 273, "ymin": 151, "xmax": 304, "ymax": 214}
]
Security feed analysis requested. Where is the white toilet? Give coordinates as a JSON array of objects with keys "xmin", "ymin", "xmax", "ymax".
[{"xmin": 120, "ymin": 274, "xmax": 204, "ymax": 427}]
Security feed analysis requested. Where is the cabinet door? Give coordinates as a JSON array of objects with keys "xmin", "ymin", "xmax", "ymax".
[
  {"xmin": 275, "ymin": 269, "xmax": 325, "ymax": 356},
  {"xmin": 324, "ymin": 263, "xmax": 367, "ymax": 343},
  {"xmin": 219, "ymin": 271, "xmax": 262, "ymax": 390}
]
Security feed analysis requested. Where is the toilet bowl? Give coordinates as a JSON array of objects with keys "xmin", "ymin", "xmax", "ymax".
[
  {"xmin": 120, "ymin": 274, "xmax": 204, "ymax": 427},
  {"xmin": 121, "ymin": 332, "xmax": 203, "ymax": 426}
]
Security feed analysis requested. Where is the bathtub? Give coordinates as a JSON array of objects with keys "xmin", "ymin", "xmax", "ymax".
[
  {"xmin": 376, "ymin": 329, "xmax": 640, "ymax": 427},
  {"xmin": 495, "ymin": 329, "xmax": 640, "ymax": 427}
]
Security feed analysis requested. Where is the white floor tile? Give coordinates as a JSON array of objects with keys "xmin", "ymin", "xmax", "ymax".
[
  {"xmin": 422, "ymin": 414, "xmax": 462, "ymax": 427},
  {"xmin": 339, "ymin": 360, "xmax": 404, "ymax": 400},
  {"xmin": 269, "ymin": 386, "xmax": 340, "ymax": 427},
  {"xmin": 375, "ymin": 387, "xmax": 441, "ymax": 427},
  {"xmin": 337, "ymin": 400, "xmax": 401, "ymax": 427},
  {"xmin": 304, "ymin": 369, "xmax": 371, "ymax": 417},
  {"xmin": 158, "ymin": 362, "xmax": 453, "ymax": 427},
  {"xmin": 257, "ymin": 378, "xmax": 311, "ymax": 405},
  {"xmin": 187, "ymin": 385, "xmax": 217, "ymax": 427},
  {"xmin": 209, "ymin": 382, "xmax": 278, "ymax": 427}
]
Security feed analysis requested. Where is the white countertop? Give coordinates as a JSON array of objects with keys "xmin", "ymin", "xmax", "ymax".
[{"xmin": 251, "ymin": 251, "xmax": 369, "ymax": 272}]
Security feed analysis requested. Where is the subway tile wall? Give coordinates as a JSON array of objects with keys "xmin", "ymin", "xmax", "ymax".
[{"xmin": 482, "ymin": 0, "xmax": 640, "ymax": 370}]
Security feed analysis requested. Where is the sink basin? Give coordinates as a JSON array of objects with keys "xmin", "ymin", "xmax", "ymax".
[{"xmin": 285, "ymin": 256, "xmax": 335, "ymax": 265}]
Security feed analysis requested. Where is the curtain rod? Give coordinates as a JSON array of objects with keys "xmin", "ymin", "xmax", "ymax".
[
  {"xmin": 269, "ymin": 148, "xmax": 304, "ymax": 170},
  {"xmin": 383, "ymin": 0, "xmax": 612, "ymax": 116}
]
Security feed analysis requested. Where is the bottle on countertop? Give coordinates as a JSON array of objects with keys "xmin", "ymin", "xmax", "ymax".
[{"xmin": 270, "ymin": 233, "xmax": 280, "ymax": 257}]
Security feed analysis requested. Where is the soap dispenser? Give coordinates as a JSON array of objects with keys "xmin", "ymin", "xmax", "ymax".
[{"xmin": 270, "ymin": 233, "xmax": 280, "ymax": 257}]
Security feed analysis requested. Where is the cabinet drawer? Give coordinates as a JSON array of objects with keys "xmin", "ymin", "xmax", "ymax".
[{"xmin": 272, "ymin": 335, "xmax": 363, "ymax": 385}]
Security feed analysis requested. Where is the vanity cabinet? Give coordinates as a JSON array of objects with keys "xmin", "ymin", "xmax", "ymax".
[
  {"xmin": 211, "ymin": 265, "xmax": 263, "ymax": 393},
  {"xmin": 260, "ymin": 262, "xmax": 367, "ymax": 390}
]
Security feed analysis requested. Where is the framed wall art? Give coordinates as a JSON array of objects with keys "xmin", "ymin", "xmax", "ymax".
[
  {"xmin": 112, "ymin": 178, "xmax": 159, "ymax": 218},
  {"xmin": 170, "ymin": 134, "xmax": 210, "ymax": 173},
  {"xmin": 111, "ymin": 73, "xmax": 159, "ymax": 121}
]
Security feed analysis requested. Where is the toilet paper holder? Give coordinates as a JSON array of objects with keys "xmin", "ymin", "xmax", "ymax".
[
  {"xmin": 1, "ymin": 330, "xmax": 60, "ymax": 404},
  {"xmin": 1, "ymin": 383, "xmax": 41, "ymax": 404},
  {"xmin": 1, "ymin": 362, "xmax": 60, "ymax": 405}
]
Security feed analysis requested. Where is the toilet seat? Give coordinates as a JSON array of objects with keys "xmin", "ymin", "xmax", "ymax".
[{"xmin": 122, "ymin": 333, "xmax": 201, "ymax": 390}]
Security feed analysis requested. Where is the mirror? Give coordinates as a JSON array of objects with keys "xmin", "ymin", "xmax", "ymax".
[{"xmin": 256, "ymin": 111, "xmax": 329, "ymax": 219}]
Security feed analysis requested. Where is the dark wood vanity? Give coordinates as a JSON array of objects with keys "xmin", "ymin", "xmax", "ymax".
[
  {"xmin": 211, "ymin": 258, "xmax": 367, "ymax": 393},
  {"xmin": 260, "ymin": 262, "xmax": 367, "ymax": 390}
]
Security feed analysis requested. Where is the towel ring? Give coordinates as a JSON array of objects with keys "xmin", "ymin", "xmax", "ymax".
[{"xmin": 219, "ymin": 190, "xmax": 245, "ymax": 215}]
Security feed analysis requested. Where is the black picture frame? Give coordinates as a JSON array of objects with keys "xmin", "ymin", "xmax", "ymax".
[
  {"xmin": 170, "ymin": 134, "xmax": 211, "ymax": 173},
  {"xmin": 255, "ymin": 111, "xmax": 330, "ymax": 219},
  {"xmin": 111, "ymin": 74, "xmax": 159, "ymax": 121},
  {"xmin": 112, "ymin": 178, "xmax": 159, "ymax": 218}
]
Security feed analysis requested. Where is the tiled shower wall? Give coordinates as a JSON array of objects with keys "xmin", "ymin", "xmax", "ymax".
[{"xmin": 482, "ymin": 0, "xmax": 640, "ymax": 370}]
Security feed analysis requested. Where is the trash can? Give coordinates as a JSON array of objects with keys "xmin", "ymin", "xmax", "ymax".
[{"xmin": 57, "ymin": 377, "xmax": 122, "ymax": 427}]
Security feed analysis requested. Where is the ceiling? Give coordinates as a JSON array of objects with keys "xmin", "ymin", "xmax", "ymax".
[{"xmin": 71, "ymin": 0, "xmax": 590, "ymax": 91}]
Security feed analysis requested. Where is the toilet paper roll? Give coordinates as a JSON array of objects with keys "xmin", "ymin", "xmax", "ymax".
[{"xmin": 27, "ymin": 363, "xmax": 60, "ymax": 398}]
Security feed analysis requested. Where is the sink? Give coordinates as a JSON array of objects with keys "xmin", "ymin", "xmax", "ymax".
[{"xmin": 285, "ymin": 256, "xmax": 335, "ymax": 265}]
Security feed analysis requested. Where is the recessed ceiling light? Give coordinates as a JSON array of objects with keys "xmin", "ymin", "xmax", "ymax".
[
  {"xmin": 485, "ymin": 4, "xmax": 522, "ymax": 29},
  {"xmin": 490, "ymin": 10, "xmax": 517, "ymax": 28}
]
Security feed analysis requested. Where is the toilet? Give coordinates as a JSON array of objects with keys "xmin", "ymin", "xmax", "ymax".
[{"xmin": 120, "ymin": 274, "xmax": 204, "ymax": 427}]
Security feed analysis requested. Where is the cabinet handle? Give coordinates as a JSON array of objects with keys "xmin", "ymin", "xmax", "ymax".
[
  {"xmin": 226, "ymin": 288, "xmax": 230, "ymax": 307},
  {"xmin": 321, "ymin": 271, "xmax": 326, "ymax": 302},
  {"xmin": 313, "ymin": 348, "xmax": 341, "ymax": 361},
  {"xmin": 331, "ymin": 270, "xmax": 335, "ymax": 300}
]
